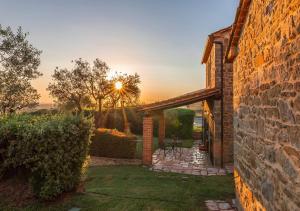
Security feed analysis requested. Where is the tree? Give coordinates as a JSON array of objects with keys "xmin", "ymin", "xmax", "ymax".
[
  {"xmin": 77, "ymin": 59, "xmax": 113, "ymax": 127},
  {"xmin": 0, "ymin": 25, "xmax": 42, "ymax": 115},
  {"xmin": 48, "ymin": 58, "xmax": 141, "ymax": 130},
  {"xmin": 47, "ymin": 62, "xmax": 91, "ymax": 113},
  {"xmin": 113, "ymin": 73, "xmax": 140, "ymax": 134}
]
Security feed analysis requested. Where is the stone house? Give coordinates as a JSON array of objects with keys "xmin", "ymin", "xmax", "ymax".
[
  {"xmin": 140, "ymin": 24, "xmax": 235, "ymax": 170},
  {"xmin": 140, "ymin": 0, "xmax": 299, "ymax": 209},
  {"xmin": 141, "ymin": 26, "xmax": 233, "ymax": 167},
  {"xmin": 225, "ymin": 0, "xmax": 300, "ymax": 210},
  {"xmin": 201, "ymin": 26, "xmax": 234, "ymax": 167},
  {"xmin": 140, "ymin": 27, "xmax": 235, "ymax": 168}
]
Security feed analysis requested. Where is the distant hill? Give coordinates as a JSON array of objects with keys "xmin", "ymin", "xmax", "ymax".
[{"xmin": 22, "ymin": 104, "xmax": 56, "ymax": 112}]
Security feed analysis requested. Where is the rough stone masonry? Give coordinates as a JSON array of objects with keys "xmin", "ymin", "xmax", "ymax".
[{"xmin": 228, "ymin": 0, "xmax": 300, "ymax": 210}]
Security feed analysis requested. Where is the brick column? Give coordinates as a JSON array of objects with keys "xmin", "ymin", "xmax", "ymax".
[
  {"xmin": 213, "ymin": 100, "xmax": 222, "ymax": 167},
  {"xmin": 158, "ymin": 112, "xmax": 165, "ymax": 145},
  {"xmin": 143, "ymin": 116, "xmax": 153, "ymax": 165}
]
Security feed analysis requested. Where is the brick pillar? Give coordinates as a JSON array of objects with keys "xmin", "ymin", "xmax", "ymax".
[
  {"xmin": 143, "ymin": 116, "xmax": 153, "ymax": 165},
  {"xmin": 213, "ymin": 100, "xmax": 222, "ymax": 167},
  {"xmin": 158, "ymin": 112, "xmax": 165, "ymax": 145}
]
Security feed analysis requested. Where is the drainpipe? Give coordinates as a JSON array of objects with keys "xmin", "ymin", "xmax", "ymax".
[
  {"xmin": 202, "ymin": 106, "xmax": 204, "ymax": 145},
  {"xmin": 214, "ymin": 41, "xmax": 224, "ymax": 168}
]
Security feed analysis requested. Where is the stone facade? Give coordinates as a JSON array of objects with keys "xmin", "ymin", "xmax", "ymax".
[
  {"xmin": 223, "ymin": 61, "xmax": 234, "ymax": 164},
  {"xmin": 202, "ymin": 27, "xmax": 234, "ymax": 166},
  {"xmin": 231, "ymin": 0, "xmax": 300, "ymax": 210},
  {"xmin": 203, "ymin": 99, "xmax": 221, "ymax": 166}
]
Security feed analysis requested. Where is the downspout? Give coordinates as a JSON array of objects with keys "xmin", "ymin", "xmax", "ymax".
[
  {"xmin": 214, "ymin": 41, "xmax": 224, "ymax": 168},
  {"xmin": 202, "ymin": 105, "xmax": 204, "ymax": 145}
]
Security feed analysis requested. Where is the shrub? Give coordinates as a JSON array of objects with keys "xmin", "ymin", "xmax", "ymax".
[
  {"xmin": 105, "ymin": 108, "xmax": 143, "ymax": 135},
  {"xmin": 165, "ymin": 109, "xmax": 195, "ymax": 139},
  {"xmin": 28, "ymin": 108, "xmax": 59, "ymax": 115},
  {"xmin": 90, "ymin": 128, "xmax": 137, "ymax": 159},
  {"xmin": 0, "ymin": 114, "xmax": 94, "ymax": 200},
  {"xmin": 104, "ymin": 108, "xmax": 195, "ymax": 139}
]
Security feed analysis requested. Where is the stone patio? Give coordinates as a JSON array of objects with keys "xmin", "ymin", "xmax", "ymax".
[
  {"xmin": 151, "ymin": 140, "xmax": 233, "ymax": 176},
  {"xmin": 205, "ymin": 200, "xmax": 236, "ymax": 211}
]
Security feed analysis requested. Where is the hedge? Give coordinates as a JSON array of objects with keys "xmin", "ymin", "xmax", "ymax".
[
  {"xmin": 90, "ymin": 128, "xmax": 137, "ymax": 159},
  {"xmin": 104, "ymin": 108, "xmax": 195, "ymax": 139},
  {"xmin": 105, "ymin": 108, "xmax": 143, "ymax": 135},
  {"xmin": 164, "ymin": 109, "xmax": 195, "ymax": 139},
  {"xmin": 29, "ymin": 107, "xmax": 195, "ymax": 139},
  {"xmin": 0, "ymin": 114, "xmax": 94, "ymax": 200}
]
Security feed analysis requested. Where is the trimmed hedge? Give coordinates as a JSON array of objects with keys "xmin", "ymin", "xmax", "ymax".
[
  {"xmin": 32, "ymin": 107, "xmax": 195, "ymax": 139},
  {"xmin": 90, "ymin": 128, "xmax": 137, "ymax": 159},
  {"xmin": 105, "ymin": 108, "xmax": 143, "ymax": 135},
  {"xmin": 0, "ymin": 114, "xmax": 94, "ymax": 200},
  {"xmin": 164, "ymin": 109, "xmax": 195, "ymax": 139},
  {"xmin": 104, "ymin": 108, "xmax": 195, "ymax": 139}
]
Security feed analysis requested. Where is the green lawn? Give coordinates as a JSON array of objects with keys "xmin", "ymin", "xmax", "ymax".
[
  {"xmin": 193, "ymin": 126, "xmax": 203, "ymax": 133},
  {"xmin": 1, "ymin": 166, "xmax": 235, "ymax": 211}
]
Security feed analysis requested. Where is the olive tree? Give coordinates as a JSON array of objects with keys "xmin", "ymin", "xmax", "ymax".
[
  {"xmin": 47, "ymin": 61, "xmax": 91, "ymax": 112},
  {"xmin": 112, "ymin": 73, "xmax": 140, "ymax": 134},
  {"xmin": 0, "ymin": 25, "xmax": 42, "ymax": 115},
  {"xmin": 77, "ymin": 59, "xmax": 113, "ymax": 127},
  {"xmin": 48, "ymin": 58, "xmax": 141, "ymax": 130}
]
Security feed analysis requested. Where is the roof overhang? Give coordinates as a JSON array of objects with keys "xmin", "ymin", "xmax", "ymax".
[
  {"xmin": 201, "ymin": 26, "xmax": 232, "ymax": 64},
  {"xmin": 225, "ymin": 0, "xmax": 252, "ymax": 62},
  {"xmin": 139, "ymin": 88, "xmax": 221, "ymax": 113}
]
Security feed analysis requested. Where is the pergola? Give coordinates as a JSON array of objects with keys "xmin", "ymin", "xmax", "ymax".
[{"xmin": 139, "ymin": 88, "xmax": 221, "ymax": 165}]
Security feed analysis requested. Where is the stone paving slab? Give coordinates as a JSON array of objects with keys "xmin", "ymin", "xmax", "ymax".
[
  {"xmin": 151, "ymin": 140, "xmax": 233, "ymax": 176},
  {"xmin": 205, "ymin": 200, "xmax": 236, "ymax": 211}
]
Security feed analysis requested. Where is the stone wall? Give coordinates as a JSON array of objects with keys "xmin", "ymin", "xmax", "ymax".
[
  {"xmin": 204, "ymin": 44, "xmax": 222, "ymax": 166},
  {"xmin": 203, "ymin": 34, "xmax": 234, "ymax": 166},
  {"xmin": 223, "ymin": 62, "xmax": 234, "ymax": 164},
  {"xmin": 203, "ymin": 99, "xmax": 222, "ymax": 166},
  {"xmin": 206, "ymin": 45, "xmax": 217, "ymax": 88},
  {"xmin": 233, "ymin": 0, "xmax": 300, "ymax": 210}
]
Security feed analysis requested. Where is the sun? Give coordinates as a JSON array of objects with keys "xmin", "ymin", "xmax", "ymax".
[
  {"xmin": 107, "ymin": 70, "xmax": 117, "ymax": 80},
  {"xmin": 115, "ymin": 81, "xmax": 123, "ymax": 90}
]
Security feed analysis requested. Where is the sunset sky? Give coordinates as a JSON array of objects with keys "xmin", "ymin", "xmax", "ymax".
[{"xmin": 0, "ymin": 0, "xmax": 238, "ymax": 104}]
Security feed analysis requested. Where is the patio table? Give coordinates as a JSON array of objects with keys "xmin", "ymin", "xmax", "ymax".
[{"xmin": 161, "ymin": 138, "xmax": 183, "ymax": 157}]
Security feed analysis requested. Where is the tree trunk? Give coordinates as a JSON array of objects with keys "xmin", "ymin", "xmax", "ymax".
[
  {"xmin": 121, "ymin": 101, "xmax": 130, "ymax": 134},
  {"xmin": 95, "ymin": 99, "xmax": 102, "ymax": 128},
  {"xmin": 100, "ymin": 108, "xmax": 110, "ymax": 128},
  {"xmin": 77, "ymin": 103, "xmax": 82, "ymax": 114}
]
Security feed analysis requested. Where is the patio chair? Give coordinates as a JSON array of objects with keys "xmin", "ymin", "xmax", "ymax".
[
  {"xmin": 159, "ymin": 142, "xmax": 167, "ymax": 157},
  {"xmin": 171, "ymin": 135, "xmax": 183, "ymax": 158},
  {"xmin": 160, "ymin": 139, "xmax": 174, "ymax": 157}
]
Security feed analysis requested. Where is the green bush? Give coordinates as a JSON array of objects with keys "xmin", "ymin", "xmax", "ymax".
[
  {"xmin": 0, "ymin": 114, "xmax": 94, "ymax": 200},
  {"xmin": 152, "ymin": 109, "xmax": 195, "ymax": 139},
  {"xmin": 105, "ymin": 108, "xmax": 143, "ymax": 135},
  {"xmin": 104, "ymin": 108, "xmax": 195, "ymax": 139},
  {"xmin": 90, "ymin": 128, "xmax": 137, "ymax": 159},
  {"xmin": 164, "ymin": 109, "xmax": 195, "ymax": 139},
  {"xmin": 28, "ymin": 108, "xmax": 59, "ymax": 115}
]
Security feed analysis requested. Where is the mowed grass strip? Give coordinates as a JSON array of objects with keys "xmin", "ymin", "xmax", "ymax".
[{"xmin": 1, "ymin": 166, "xmax": 235, "ymax": 211}]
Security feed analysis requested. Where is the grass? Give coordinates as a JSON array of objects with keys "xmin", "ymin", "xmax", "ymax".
[
  {"xmin": 135, "ymin": 137, "xmax": 195, "ymax": 159},
  {"xmin": 0, "ymin": 166, "xmax": 235, "ymax": 211},
  {"xmin": 193, "ymin": 126, "xmax": 203, "ymax": 133}
]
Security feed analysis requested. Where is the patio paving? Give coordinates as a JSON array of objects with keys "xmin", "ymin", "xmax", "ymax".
[
  {"xmin": 205, "ymin": 200, "xmax": 236, "ymax": 211},
  {"xmin": 151, "ymin": 140, "xmax": 233, "ymax": 176}
]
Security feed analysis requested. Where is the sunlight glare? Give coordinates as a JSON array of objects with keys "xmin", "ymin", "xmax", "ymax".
[{"xmin": 115, "ymin": 81, "xmax": 123, "ymax": 90}]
